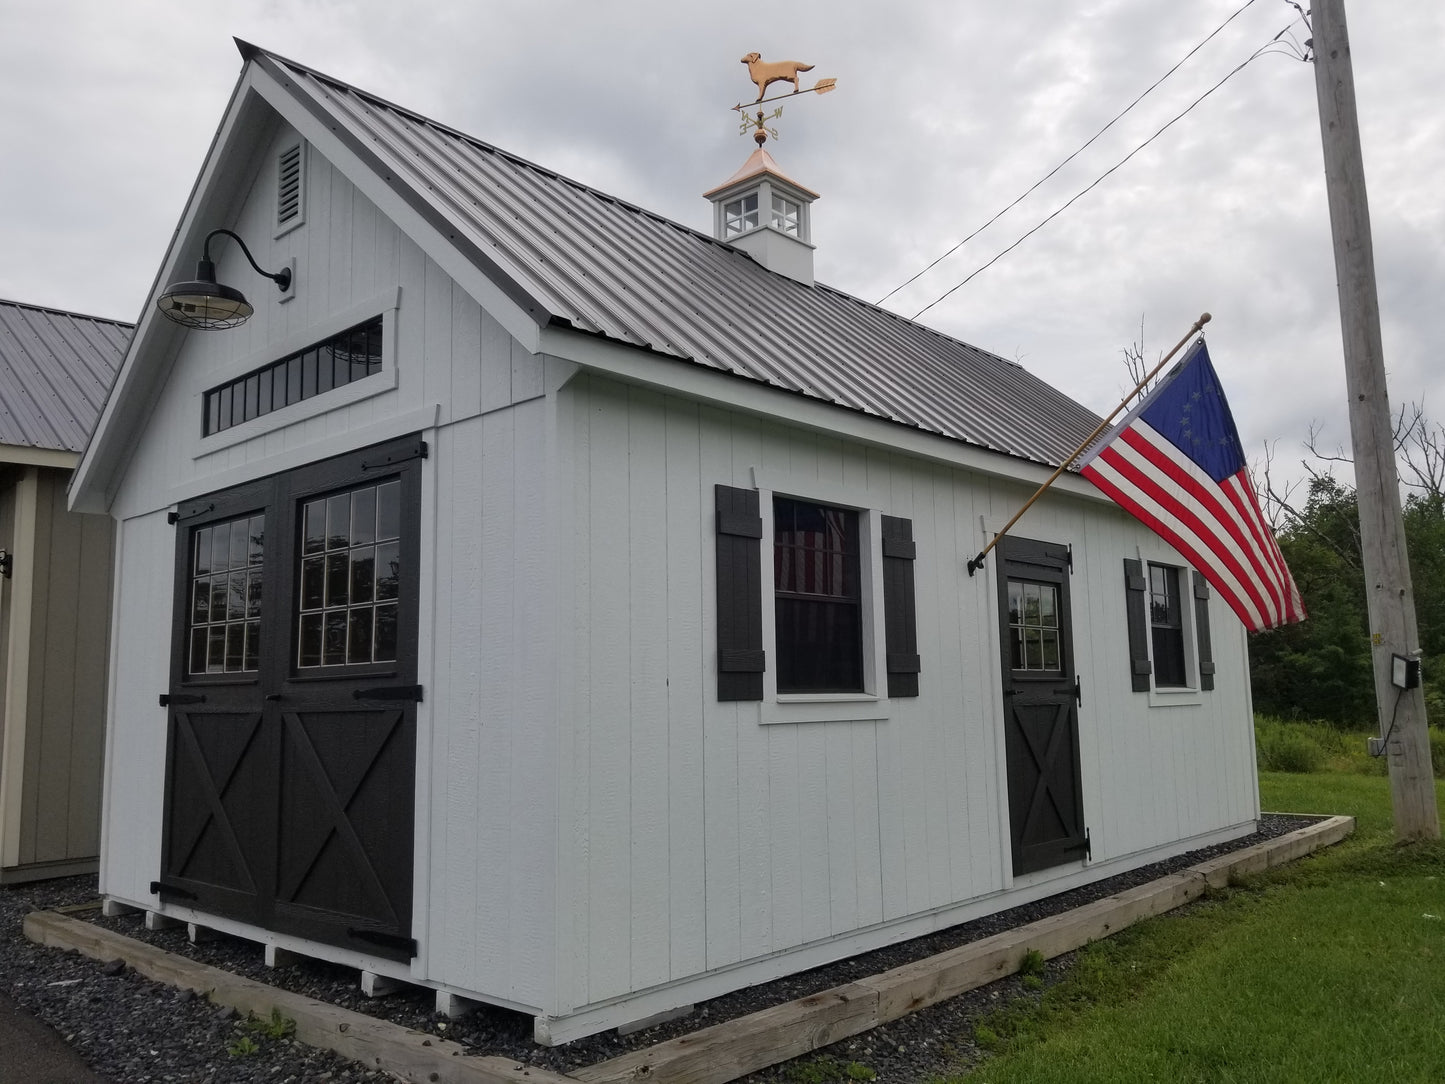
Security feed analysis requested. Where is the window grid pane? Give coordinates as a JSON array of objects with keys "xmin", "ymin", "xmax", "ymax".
[
  {"xmin": 773, "ymin": 497, "xmax": 863, "ymax": 693},
  {"xmin": 202, "ymin": 316, "xmax": 383, "ymax": 435},
  {"xmin": 1008, "ymin": 578, "xmax": 1061, "ymax": 673},
  {"xmin": 296, "ymin": 481, "xmax": 402, "ymax": 669},
  {"xmin": 725, "ymin": 194, "xmax": 759, "ymax": 237},
  {"xmin": 187, "ymin": 513, "xmax": 264, "ymax": 675},
  {"xmin": 1149, "ymin": 563, "xmax": 1188, "ymax": 687}
]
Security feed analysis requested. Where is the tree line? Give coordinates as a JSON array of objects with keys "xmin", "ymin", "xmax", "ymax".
[{"xmin": 1249, "ymin": 405, "xmax": 1445, "ymax": 727}]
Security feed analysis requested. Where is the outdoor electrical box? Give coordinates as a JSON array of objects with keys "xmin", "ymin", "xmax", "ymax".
[{"xmin": 1391, "ymin": 653, "xmax": 1421, "ymax": 690}]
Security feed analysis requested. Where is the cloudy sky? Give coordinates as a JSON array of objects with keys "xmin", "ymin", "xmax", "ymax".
[{"xmin": 2, "ymin": 1, "xmax": 1440, "ymax": 491}]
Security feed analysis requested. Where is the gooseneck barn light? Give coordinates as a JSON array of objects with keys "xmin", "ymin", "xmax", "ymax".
[{"xmin": 156, "ymin": 228, "xmax": 292, "ymax": 330}]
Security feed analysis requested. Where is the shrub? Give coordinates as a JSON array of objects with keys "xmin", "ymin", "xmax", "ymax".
[
  {"xmin": 1255, "ymin": 717, "xmax": 1326, "ymax": 774},
  {"xmin": 1431, "ymin": 728, "xmax": 1445, "ymax": 778}
]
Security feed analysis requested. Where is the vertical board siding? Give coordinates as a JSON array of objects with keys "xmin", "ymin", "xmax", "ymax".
[
  {"xmin": 111, "ymin": 127, "xmax": 515, "ymax": 520},
  {"xmin": 663, "ymin": 398, "xmax": 707, "ymax": 981},
  {"xmin": 99, "ymin": 512, "xmax": 173, "ymax": 904},
  {"xmin": 558, "ymin": 375, "xmax": 1258, "ymax": 1017}
]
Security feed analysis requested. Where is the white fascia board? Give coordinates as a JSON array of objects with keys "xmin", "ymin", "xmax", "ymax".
[
  {"xmin": 536, "ymin": 325, "xmax": 1107, "ymax": 501},
  {"xmin": 245, "ymin": 66, "xmax": 543, "ymax": 356},
  {"xmin": 70, "ymin": 65, "xmax": 272, "ymax": 516}
]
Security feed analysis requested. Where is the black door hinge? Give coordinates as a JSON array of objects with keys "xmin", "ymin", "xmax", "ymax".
[
  {"xmin": 353, "ymin": 684, "xmax": 424, "ymax": 703},
  {"xmin": 150, "ymin": 880, "xmax": 199, "ymax": 901},
  {"xmin": 1074, "ymin": 676, "xmax": 1082, "ymax": 707},
  {"xmin": 361, "ymin": 441, "xmax": 427, "ymax": 471},
  {"xmin": 347, "ymin": 927, "xmax": 418, "ymax": 956},
  {"xmin": 1066, "ymin": 544, "xmax": 1074, "ymax": 572},
  {"xmin": 167, "ymin": 502, "xmax": 216, "ymax": 526},
  {"xmin": 159, "ymin": 693, "xmax": 207, "ymax": 708}
]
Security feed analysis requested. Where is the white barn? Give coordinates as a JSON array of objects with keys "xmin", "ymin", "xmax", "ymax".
[{"xmin": 71, "ymin": 43, "xmax": 1260, "ymax": 1043}]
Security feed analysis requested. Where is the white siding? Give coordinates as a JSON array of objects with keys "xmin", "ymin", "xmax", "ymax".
[
  {"xmin": 553, "ymin": 373, "xmax": 1257, "ymax": 1017},
  {"xmin": 424, "ymin": 402, "xmax": 556, "ymax": 1010},
  {"xmin": 98, "ymin": 510, "xmax": 174, "ymax": 904},
  {"xmin": 100, "ymin": 126, "xmax": 559, "ymax": 1008}
]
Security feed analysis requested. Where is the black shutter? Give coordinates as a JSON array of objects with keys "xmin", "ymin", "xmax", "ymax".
[
  {"xmin": 715, "ymin": 485, "xmax": 764, "ymax": 701},
  {"xmin": 1124, "ymin": 558, "xmax": 1152, "ymax": 692},
  {"xmin": 881, "ymin": 515, "xmax": 921, "ymax": 697},
  {"xmin": 1192, "ymin": 570, "xmax": 1215, "ymax": 691}
]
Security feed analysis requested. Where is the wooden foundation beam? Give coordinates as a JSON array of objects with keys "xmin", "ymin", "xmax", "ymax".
[
  {"xmin": 26, "ymin": 816, "xmax": 1353, "ymax": 1084},
  {"xmin": 573, "ymin": 816, "xmax": 1354, "ymax": 1084},
  {"xmin": 23, "ymin": 909, "xmax": 579, "ymax": 1084}
]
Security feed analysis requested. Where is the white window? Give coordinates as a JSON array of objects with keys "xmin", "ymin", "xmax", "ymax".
[
  {"xmin": 771, "ymin": 194, "xmax": 800, "ymax": 235},
  {"xmin": 724, "ymin": 194, "xmax": 759, "ymax": 237}
]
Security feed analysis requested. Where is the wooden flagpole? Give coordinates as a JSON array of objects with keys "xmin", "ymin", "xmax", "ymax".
[{"xmin": 966, "ymin": 311, "xmax": 1211, "ymax": 576}]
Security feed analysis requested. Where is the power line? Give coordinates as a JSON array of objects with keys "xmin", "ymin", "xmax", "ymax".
[
  {"xmin": 876, "ymin": 0, "xmax": 1261, "ymax": 308},
  {"xmin": 909, "ymin": 31, "xmax": 1302, "ymax": 322}
]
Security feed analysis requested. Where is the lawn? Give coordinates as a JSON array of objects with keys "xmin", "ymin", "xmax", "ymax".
[{"xmin": 948, "ymin": 766, "xmax": 1445, "ymax": 1083}]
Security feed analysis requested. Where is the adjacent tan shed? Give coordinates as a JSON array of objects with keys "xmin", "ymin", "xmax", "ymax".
[{"xmin": 0, "ymin": 299, "xmax": 127, "ymax": 883}]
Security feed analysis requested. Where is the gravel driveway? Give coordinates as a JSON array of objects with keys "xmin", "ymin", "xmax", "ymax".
[{"xmin": 1, "ymin": 814, "xmax": 1311, "ymax": 1083}]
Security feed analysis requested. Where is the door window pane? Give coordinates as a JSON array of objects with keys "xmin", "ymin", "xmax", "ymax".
[
  {"xmin": 296, "ymin": 479, "xmax": 403, "ymax": 668},
  {"xmin": 1008, "ymin": 578, "xmax": 1062, "ymax": 673},
  {"xmin": 187, "ymin": 512, "xmax": 264, "ymax": 675}
]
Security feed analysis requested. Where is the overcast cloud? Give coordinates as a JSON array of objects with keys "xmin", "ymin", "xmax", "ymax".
[{"xmin": 2, "ymin": 1, "xmax": 1441, "ymax": 490}]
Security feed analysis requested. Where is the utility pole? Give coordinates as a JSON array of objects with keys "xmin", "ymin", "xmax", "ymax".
[{"xmin": 1311, "ymin": 0, "xmax": 1439, "ymax": 840}]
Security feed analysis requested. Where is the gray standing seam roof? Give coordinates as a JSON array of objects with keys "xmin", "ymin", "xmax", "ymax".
[
  {"xmin": 0, "ymin": 299, "xmax": 130, "ymax": 454},
  {"xmin": 254, "ymin": 45, "xmax": 1103, "ymax": 470}
]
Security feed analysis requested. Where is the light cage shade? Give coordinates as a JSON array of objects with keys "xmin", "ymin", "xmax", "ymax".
[{"xmin": 157, "ymin": 280, "xmax": 254, "ymax": 330}]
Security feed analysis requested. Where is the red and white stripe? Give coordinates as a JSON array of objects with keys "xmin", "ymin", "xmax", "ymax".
[{"xmin": 1081, "ymin": 421, "xmax": 1305, "ymax": 631}]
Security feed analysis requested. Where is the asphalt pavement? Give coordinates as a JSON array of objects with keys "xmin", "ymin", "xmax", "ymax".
[{"xmin": 0, "ymin": 991, "xmax": 109, "ymax": 1083}]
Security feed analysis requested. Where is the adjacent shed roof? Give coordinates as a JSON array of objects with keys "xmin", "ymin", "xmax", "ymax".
[
  {"xmin": 0, "ymin": 299, "xmax": 130, "ymax": 453},
  {"xmin": 249, "ymin": 44, "xmax": 1104, "ymax": 470}
]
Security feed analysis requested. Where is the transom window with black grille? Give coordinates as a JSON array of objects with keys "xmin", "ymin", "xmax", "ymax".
[
  {"xmin": 186, "ymin": 513, "xmax": 265, "ymax": 674},
  {"xmin": 203, "ymin": 317, "xmax": 382, "ymax": 436},
  {"xmin": 773, "ymin": 497, "xmax": 863, "ymax": 693},
  {"xmin": 1149, "ymin": 563, "xmax": 1187, "ymax": 687},
  {"xmin": 1007, "ymin": 580, "xmax": 1061, "ymax": 672},
  {"xmin": 297, "ymin": 480, "xmax": 401, "ymax": 668}
]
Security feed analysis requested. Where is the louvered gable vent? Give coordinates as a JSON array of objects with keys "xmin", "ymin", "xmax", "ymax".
[{"xmin": 276, "ymin": 143, "xmax": 304, "ymax": 231}]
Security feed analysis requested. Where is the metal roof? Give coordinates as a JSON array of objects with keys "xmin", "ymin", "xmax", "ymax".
[
  {"xmin": 0, "ymin": 299, "xmax": 130, "ymax": 453},
  {"xmin": 254, "ymin": 46, "xmax": 1103, "ymax": 469}
]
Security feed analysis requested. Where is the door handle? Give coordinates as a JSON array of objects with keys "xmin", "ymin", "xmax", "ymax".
[{"xmin": 264, "ymin": 693, "xmax": 282, "ymax": 702}]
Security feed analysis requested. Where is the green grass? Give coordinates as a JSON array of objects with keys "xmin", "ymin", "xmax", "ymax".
[{"xmin": 939, "ymin": 768, "xmax": 1445, "ymax": 1083}]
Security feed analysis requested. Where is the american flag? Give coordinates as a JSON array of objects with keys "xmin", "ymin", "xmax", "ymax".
[{"xmin": 1078, "ymin": 340, "xmax": 1305, "ymax": 632}]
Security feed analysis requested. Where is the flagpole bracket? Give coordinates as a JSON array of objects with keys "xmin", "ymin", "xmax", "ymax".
[{"xmin": 967, "ymin": 553, "xmax": 985, "ymax": 577}]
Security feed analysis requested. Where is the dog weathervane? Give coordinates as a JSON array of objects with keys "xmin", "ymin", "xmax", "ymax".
[{"xmin": 733, "ymin": 52, "xmax": 837, "ymax": 146}]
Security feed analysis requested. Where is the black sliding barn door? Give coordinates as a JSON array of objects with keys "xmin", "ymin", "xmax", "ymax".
[
  {"xmin": 159, "ymin": 436, "xmax": 423, "ymax": 960},
  {"xmin": 996, "ymin": 536, "xmax": 1088, "ymax": 876}
]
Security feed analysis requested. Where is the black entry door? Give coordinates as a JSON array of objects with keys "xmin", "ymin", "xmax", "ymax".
[
  {"xmin": 996, "ymin": 536, "xmax": 1088, "ymax": 875},
  {"xmin": 160, "ymin": 436, "xmax": 424, "ymax": 961}
]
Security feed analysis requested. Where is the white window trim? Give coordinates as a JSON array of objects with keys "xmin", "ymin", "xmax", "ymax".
[
  {"xmin": 751, "ymin": 467, "xmax": 891, "ymax": 725},
  {"xmin": 186, "ymin": 288, "xmax": 402, "ymax": 462},
  {"xmin": 1137, "ymin": 545, "xmax": 1206, "ymax": 708}
]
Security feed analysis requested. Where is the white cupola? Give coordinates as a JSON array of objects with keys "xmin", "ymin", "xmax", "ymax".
[{"xmin": 704, "ymin": 147, "xmax": 819, "ymax": 286}]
